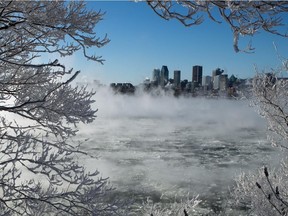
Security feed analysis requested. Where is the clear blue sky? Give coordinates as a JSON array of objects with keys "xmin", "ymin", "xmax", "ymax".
[{"xmin": 71, "ymin": 1, "xmax": 288, "ymax": 85}]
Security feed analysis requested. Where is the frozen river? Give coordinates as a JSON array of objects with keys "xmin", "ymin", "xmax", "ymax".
[{"xmin": 78, "ymin": 88, "xmax": 280, "ymax": 214}]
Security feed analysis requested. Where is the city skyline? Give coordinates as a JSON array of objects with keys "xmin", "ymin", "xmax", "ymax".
[
  {"xmin": 108, "ymin": 63, "xmax": 243, "ymax": 98},
  {"xmin": 147, "ymin": 65, "xmax": 232, "ymax": 85},
  {"xmin": 147, "ymin": 65, "xmax": 231, "ymax": 90},
  {"xmin": 65, "ymin": 1, "xmax": 288, "ymax": 85},
  {"xmin": 110, "ymin": 64, "xmax": 235, "ymax": 91}
]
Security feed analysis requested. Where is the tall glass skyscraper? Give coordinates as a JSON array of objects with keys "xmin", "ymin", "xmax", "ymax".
[
  {"xmin": 192, "ymin": 65, "xmax": 203, "ymax": 87},
  {"xmin": 160, "ymin": 65, "xmax": 169, "ymax": 87},
  {"xmin": 174, "ymin": 70, "xmax": 181, "ymax": 87},
  {"xmin": 152, "ymin": 68, "xmax": 160, "ymax": 85}
]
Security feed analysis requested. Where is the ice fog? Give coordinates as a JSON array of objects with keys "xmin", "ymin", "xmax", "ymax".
[{"xmin": 78, "ymin": 86, "xmax": 281, "ymax": 212}]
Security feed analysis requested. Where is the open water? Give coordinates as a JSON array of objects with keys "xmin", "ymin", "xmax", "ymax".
[{"xmin": 78, "ymin": 88, "xmax": 280, "ymax": 214}]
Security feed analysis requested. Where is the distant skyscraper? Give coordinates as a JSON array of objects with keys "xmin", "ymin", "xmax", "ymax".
[
  {"xmin": 152, "ymin": 68, "xmax": 160, "ymax": 85},
  {"xmin": 213, "ymin": 74, "xmax": 228, "ymax": 90},
  {"xmin": 192, "ymin": 65, "xmax": 203, "ymax": 86},
  {"xmin": 212, "ymin": 68, "xmax": 224, "ymax": 77},
  {"xmin": 212, "ymin": 68, "xmax": 224, "ymax": 85},
  {"xmin": 212, "ymin": 68, "xmax": 224, "ymax": 89},
  {"xmin": 202, "ymin": 75, "xmax": 212, "ymax": 91},
  {"xmin": 219, "ymin": 74, "xmax": 228, "ymax": 91},
  {"xmin": 160, "ymin": 65, "xmax": 169, "ymax": 87},
  {"xmin": 174, "ymin": 70, "xmax": 181, "ymax": 88}
]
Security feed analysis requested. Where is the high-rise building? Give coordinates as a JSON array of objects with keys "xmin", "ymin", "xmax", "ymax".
[
  {"xmin": 174, "ymin": 70, "xmax": 181, "ymax": 88},
  {"xmin": 213, "ymin": 74, "xmax": 228, "ymax": 90},
  {"xmin": 152, "ymin": 68, "xmax": 160, "ymax": 85},
  {"xmin": 202, "ymin": 75, "xmax": 212, "ymax": 91},
  {"xmin": 192, "ymin": 65, "xmax": 203, "ymax": 87},
  {"xmin": 212, "ymin": 68, "xmax": 224, "ymax": 85},
  {"xmin": 160, "ymin": 65, "xmax": 169, "ymax": 87},
  {"xmin": 212, "ymin": 68, "xmax": 224, "ymax": 89},
  {"xmin": 219, "ymin": 74, "xmax": 228, "ymax": 91},
  {"xmin": 212, "ymin": 68, "xmax": 224, "ymax": 77}
]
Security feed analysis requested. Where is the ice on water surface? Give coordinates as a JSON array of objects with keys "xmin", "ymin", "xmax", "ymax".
[{"xmin": 78, "ymin": 87, "xmax": 280, "ymax": 213}]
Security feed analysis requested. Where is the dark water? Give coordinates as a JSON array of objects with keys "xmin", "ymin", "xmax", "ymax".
[{"xmin": 78, "ymin": 93, "xmax": 280, "ymax": 214}]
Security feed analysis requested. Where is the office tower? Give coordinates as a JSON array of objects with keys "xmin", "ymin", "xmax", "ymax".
[
  {"xmin": 213, "ymin": 74, "xmax": 228, "ymax": 90},
  {"xmin": 219, "ymin": 74, "xmax": 228, "ymax": 91},
  {"xmin": 212, "ymin": 68, "xmax": 224, "ymax": 77},
  {"xmin": 202, "ymin": 76, "xmax": 211, "ymax": 86},
  {"xmin": 152, "ymin": 68, "xmax": 160, "ymax": 85},
  {"xmin": 212, "ymin": 68, "xmax": 224, "ymax": 85},
  {"xmin": 192, "ymin": 65, "xmax": 203, "ymax": 86},
  {"xmin": 160, "ymin": 65, "xmax": 169, "ymax": 87},
  {"xmin": 174, "ymin": 70, "xmax": 181, "ymax": 88},
  {"xmin": 202, "ymin": 75, "xmax": 212, "ymax": 90},
  {"xmin": 212, "ymin": 68, "xmax": 224, "ymax": 89}
]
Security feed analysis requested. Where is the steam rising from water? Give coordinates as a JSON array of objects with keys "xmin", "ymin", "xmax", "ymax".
[
  {"xmin": 78, "ymin": 86, "xmax": 279, "ymax": 212},
  {"xmin": 91, "ymin": 87, "xmax": 264, "ymax": 134}
]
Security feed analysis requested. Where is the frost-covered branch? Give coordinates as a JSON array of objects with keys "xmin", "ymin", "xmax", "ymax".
[
  {"xmin": 146, "ymin": 1, "xmax": 288, "ymax": 52},
  {"xmin": 231, "ymin": 58, "xmax": 288, "ymax": 215},
  {"xmin": 0, "ymin": 1, "xmax": 109, "ymax": 67},
  {"xmin": 252, "ymin": 73, "xmax": 288, "ymax": 149},
  {"xmin": 0, "ymin": 1, "xmax": 130, "ymax": 215},
  {"xmin": 232, "ymin": 165, "xmax": 288, "ymax": 216},
  {"xmin": 131, "ymin": 193, "xmax": 201, "ymax": 216}
]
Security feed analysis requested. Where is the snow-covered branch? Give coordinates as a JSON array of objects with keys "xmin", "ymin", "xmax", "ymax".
[
  {"xmin": 146, "ymin": 1, "xmax": 288, "ymax": 52},
  {"xmin": 0, "ymin": 1, "xmax": 129, "ymax": 215}
]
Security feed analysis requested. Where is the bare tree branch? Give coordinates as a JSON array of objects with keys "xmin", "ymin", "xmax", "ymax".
[
  {"xmin": 146, "ymin": 1, "xmax": 288, "ymax": 52},
  {"xmin": 0, "ymin": 1, "xmax": 129, "ymax": 215}
]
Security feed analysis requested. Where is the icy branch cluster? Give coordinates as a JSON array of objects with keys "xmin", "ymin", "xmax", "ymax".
[
  {"xmin": 0, "ymin": 1, "xmax": 126, "ymax": 215},
  {"xmin": 146, "ymin": 1, "xmax": 288, "ymax": 52}
]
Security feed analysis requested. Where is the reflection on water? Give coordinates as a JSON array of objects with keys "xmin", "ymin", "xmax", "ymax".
[{"xmin": 78, "ymin": 94, "xmax": 281, "ymax": 214}]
